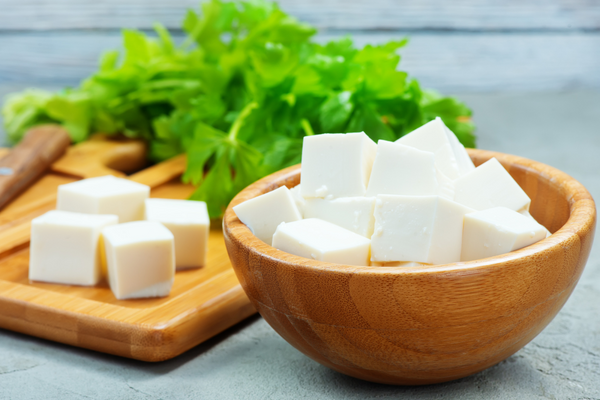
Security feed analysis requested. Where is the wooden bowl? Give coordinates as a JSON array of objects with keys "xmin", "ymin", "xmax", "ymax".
[{"xmin": 223, "ymin": 149, "xmax": 596, "ymax": 385}]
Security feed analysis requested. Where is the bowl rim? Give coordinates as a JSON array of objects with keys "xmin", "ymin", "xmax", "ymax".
[{"xmin": 223, "ymin": 148, "xmax": 596, "ymax": 276}]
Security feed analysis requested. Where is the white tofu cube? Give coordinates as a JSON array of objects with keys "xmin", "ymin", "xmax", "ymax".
[
  {"xmin": 454, "ymin": 157, "xmax": 531, "ymax": 212},
  {"xmin": 301, "ymin": 132, "xmax": 377, "ymax": 198},
  {"xmin": 57, "ymin": 175, "xmax": 150, "ymax": 223},
  {"xmin": 443, "ymin": 124, "xmax": 476, "ymax": 176},
  {"xmin": 366, "ymin": 141, "xmax": 438, "ymax": 196},
  {"xmin": 233, "ymin": 186, "xmax": 302, "ymax": 245},
  {"xmin": 102, "ymin": 221, "xmax": 175, "ymax": 300},
  {"xmin": 396, "ymin": 117, "xmax": 474, "ymax": 180},
  {"xmin": 436, "ymin": 168, "xmax": 455, "ymax": 200},
  {"xmin": 520, "ymin": 209, "xmax": 552, "ymax": 238},
  {"xmin": 272, "ymin": 218, "xmax": 371, "ymax": 266},
  {"xmin": 303, "ymin": 196, "xmax": 376, "ymax": 238},
  {"xmin": 289, "ymin": 185, "xmax": 306, "ymax": 217},
  {"xmin": 29, "ymin": 211, "xmax": 118, "ymax": 286},
  {"xmin": 371, "ymin": 195, "xmax": 474, "ymax": 265},
  {"xmin": 461, "ymin": 207, "xmax": 548, "ymax": 262},
  {"xmin": 145, "ymin": 198, "xmax": 210, "ymax": 270}
]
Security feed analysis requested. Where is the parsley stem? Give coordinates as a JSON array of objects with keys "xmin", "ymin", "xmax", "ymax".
[
  {"xmin": 228, "ymin": 102, "xmax": 258, "ymax": 141},
  {"xmin": 300, "ymin": 118, "xmax": 314, "ymax": 136}
]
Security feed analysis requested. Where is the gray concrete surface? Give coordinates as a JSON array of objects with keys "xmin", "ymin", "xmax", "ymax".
[{"xmin": 1, "ymin": 90, "xmax": 600, "ymax": 399}]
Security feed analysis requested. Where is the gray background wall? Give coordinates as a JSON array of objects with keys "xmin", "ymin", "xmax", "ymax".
[{"xmin": 1, "ymin": 0, "xmax": 599, "ymax": 93}]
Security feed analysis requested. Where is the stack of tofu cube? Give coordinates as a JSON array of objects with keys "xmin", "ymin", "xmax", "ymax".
[
  {"xmin": 29, "ymin": 176, "xmax": 210, "ymax": 299},
  {"xmin": 234, "ymin": 117, "xmax": 549, "ymax": 267}
]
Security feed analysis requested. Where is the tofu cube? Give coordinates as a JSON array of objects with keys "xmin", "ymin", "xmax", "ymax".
[
  {"xmin": 443, "ymin": 123, "xmax": 476, "ymax": 177},
  {"xmin": 289, "ymin": 185, "xmax": 306, "ymax": 217},
  {"xmin": 520, "ymin": 209, "xmax": 552, "ymax": 237},
  {"xmin": 454, "ymin": 158, "xmax": 531, "ymax": 212},
  {"xmin": 436, "ymin": 168, "xmax": 455, "ymax": 200},
  {"xmin": 57, "ymin": 175, "xmax": 150, "ymax": 223},
  {"xmin": 396, "ymin": 117, "xmax": 474, "ymax": 180},
  {"xmin": 371, "ymin": 195, "xmax": 474, "ymax": 265},
  {"xmin": 303, "ymin": 196, "xmax": 376, "ymax": 238},
  {"xmin": 145, "ymin": 199, "xmax": 210, "ymax": 270},
  {"xmin": 29, "ymin": 210, "xmax": 118, "ymax": 286},
  {"xmin": 102, "ymin": 221, "xmax": 175, "ymax": 300},
  {"xmin": 461, "ymin": 207, "xmax": 548, "ymax": 261},
  {"xmin": 301, "ymin": 132, "xmax": 377, "ymax": 198},
  {"xmin": 272, "ymin": 218, "xmax": 371, "ymax": 266},
  {"xmin": 366, "ymin": 141, "xmax": 438, "ymax": 197},
  {"xmin": 233, "ymin": 186, "xmax": 302, "ymax": 245}
]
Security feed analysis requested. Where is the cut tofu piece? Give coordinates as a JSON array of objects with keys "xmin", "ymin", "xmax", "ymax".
[
  {"xmin": 519, "ymin": 209, "xmax": 531, "ymax": 218},
  {"xmin": 366, "ymin": 141, "xmax": 438, "ymax": 196},
  {"xmin": 57, "ymin": 175, "xmax": 150, "ymax": 223},
  {"xmin": 289, "ymin": 185, "xmax": 306, "ymax": 217},
  {"xmin": 233, "ymin": 186, "xmax": 302, "ymax": 245},
  {"xmin": 303, "ymin": 196, "xmax": 376, "ymax": 238},
  {"xmin": 103, "ymin": 221, "xmax": 175, "ymax": 300},
  {"xmin": 145, "ymin": 198, "xmax": 210, "ymax": 270},
  {"xmin": 371, "ymin": 195, "xmax": 474, "ymax": 265},
  {"xmin": 370, "ymin": 261, "xmax": 431, "ymax": 267},
  {"xmin": 301, "ymin": 132, "xmax": 377, "ymax": 198},
  {"xmin": 272, "ymin": 218, "xmax": 371, "ymax": 266},
  {"xmin": 436, "ymin": 168, "xmax": 455, "ymax": 200},
  {"xmin": 443, "ymin": 124, "xmax": 476, "ymax": 176},
  {"xmin": 520, "ymin": 209, "xmax": 552, "ymax": 238},
  {"xmin": 454, "ymin": 157, "xmax": 531, "ymax": 212},
  {"xmin": 396, "ymin": 117, "xmax": 473, "ymax": 180},
  {"xmin": 461, "ymin": 207, "xmax": 548, "ymax": 261},
  {"xmin": 29, "ymin": 211, "xmax": 118, "ymax": 286}
]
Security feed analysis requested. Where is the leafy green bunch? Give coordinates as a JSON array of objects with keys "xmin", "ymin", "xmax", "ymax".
[{"xmin": 1, "ymin": 0, "xmax": 475, "ymax": 217}]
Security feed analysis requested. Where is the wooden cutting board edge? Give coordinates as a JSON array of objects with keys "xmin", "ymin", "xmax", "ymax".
[
  {"xmin": 0, "ymin": 274, "xmax": 256, "ymax": 361},
  {"xmin": 0, "ymin": 140, "xmax": 256, "ymax": 362}
]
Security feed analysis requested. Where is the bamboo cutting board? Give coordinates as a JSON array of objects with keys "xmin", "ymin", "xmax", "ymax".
[{"xmin": 0, "ymin": 135, "xmax": 256, "ymax": 361}]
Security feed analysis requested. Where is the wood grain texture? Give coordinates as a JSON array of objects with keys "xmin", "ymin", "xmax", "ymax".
[
  {"xmin": 223, "ymin": 149, "xmax": 596, "ymax": 385},
  {"xmin": 51, "ymin": 133, "xmax": 147, "ymax": 178},
  {"xmin": 0, "ymin": 125, "xmax": 70, "ymax": 210},
  {"xmin": 2, "ymin": 32, "xmax": 599, "ymax": 93},
  {"xmin": 0, "ymin": 0, "xmax": 598, "ymax": 30},
  {"xmin": 0, "ymin": 148, "xmax": 11, "ymax": 159},
  {"xmin": 0, "ymin": 138, "xmax": 255, "ymax": 361}
]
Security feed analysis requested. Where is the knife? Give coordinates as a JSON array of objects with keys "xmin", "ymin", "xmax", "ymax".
[{"xmin": 0, "ymin": 125, "xmax": 71, "ymax": 210}]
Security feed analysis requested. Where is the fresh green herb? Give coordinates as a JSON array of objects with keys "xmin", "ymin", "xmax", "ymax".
[{"xmin": 1, "ymin": 0, "xmax": 476, "ymax": 218}]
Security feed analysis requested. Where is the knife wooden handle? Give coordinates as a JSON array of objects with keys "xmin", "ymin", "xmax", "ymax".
[{"xmin": 0, "ymin": 125, "xmax": 71, "ymax": 210}]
